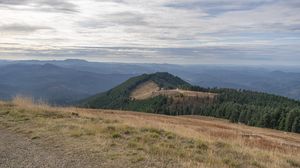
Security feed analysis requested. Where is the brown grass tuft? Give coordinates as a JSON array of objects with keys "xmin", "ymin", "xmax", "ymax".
[{"xmin": 12, "ymin": 95, "xmax": 51, "ymax": 110}]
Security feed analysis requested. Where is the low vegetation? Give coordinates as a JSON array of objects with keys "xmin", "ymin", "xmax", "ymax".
[{"xmin": 1, "ymin": 97, "xmax": 300, "ymax": 167}]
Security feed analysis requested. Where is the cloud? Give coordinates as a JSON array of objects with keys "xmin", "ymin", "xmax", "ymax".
[
  {"xmin": 0, "ymin": 0, "xmax": 299, "ymax": 65},
  {"xmin": 164, "ymin": 0, "xmax": 275, "ymax": 16},
  {"xmin": 0, "ymin": 0, "xmax": 78, "ymax": 13},
  {"xmin": 1, "ymin": 45, "xmax": 300, "ymax": 65},
  {"xmin": 107, "ymin": 12, "xmax": 148, "ymax": 26},
  {"xmin": 0, "ymin": 0, "xmax": 29, "ymax": 5},
  {"xmin": 0, "ymin": 23, "xmax": 52, "ymax": 33},
  {"xmin": 80, "ymin": 11, "xmax": 148, "ymax": 29}
]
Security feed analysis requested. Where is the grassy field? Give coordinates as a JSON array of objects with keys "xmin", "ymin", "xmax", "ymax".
[{"xmin": 0, "ymin": 97, "xmax": 300, "ymax": 168}]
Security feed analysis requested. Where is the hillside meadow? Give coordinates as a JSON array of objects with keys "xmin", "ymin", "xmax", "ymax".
[{"xmin": 0, "ymin": 97, "xmax": 300, "ymax": 168}]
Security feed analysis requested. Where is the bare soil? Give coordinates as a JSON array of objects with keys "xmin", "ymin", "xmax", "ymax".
[
  {"xmin": 130, "ymin": 81, "xmax": 160, "ymax": 100},
  {"xmin": 0, "ymin": 129, "xmax": 89, "ymax": 168}
]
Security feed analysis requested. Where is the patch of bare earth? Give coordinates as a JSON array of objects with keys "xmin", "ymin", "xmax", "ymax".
[
  {"xmin": 154, "ymin": 89, "xmax": 217, "ymax": 99},
  {"xmin": 0, "ymin": 129, "xmax": 103, "ymax": 168},
  {"xmin": 130, "ymin": 81, "xmax": 217, "ymax": 100},
  {"xmin": 130, "ymin": 81, "xmax": 160, "ymax": 100}
]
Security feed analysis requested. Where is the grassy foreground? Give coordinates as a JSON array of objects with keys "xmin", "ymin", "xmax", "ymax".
[{"xmin": 0, "ymin": 97, "xmax": 300, "ymax": 168}]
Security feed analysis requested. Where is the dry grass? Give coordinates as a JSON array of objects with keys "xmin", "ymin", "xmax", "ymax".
[
  {"xmin": 0, "ymin": 97, "xmax": 300, "ymax": 168},
  {"xmin": 130, "ymin": 81, "xmax": 160, "ymax": 100},
  {"xmin": 130, "ymin": 80, "xmax": 217, "ymax": 100},
  {"xmin": 155, "ymin": 89, "xmax": 217, "ymax": 99},
  {"xmin": 12, "ymin": 95, "xmax": 52, "ymax": 111}
]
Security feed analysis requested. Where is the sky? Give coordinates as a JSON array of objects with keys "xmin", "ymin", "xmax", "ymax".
[{"xmin": 0, "ymin": 0, "xmax": 300, "ymax": 65}]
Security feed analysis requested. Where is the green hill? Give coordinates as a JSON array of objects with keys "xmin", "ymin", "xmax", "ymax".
[
  {"xmin": 81, "ymin": 72, "xmax": 300, "ymax": 133},
  {"xmin": 81, "ymin": 72, "xmax": 190, "ymax": 109}
]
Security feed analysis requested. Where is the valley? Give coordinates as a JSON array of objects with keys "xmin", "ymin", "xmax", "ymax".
[{"xmin": 2, "ymin": 60, "xmax": 300, "ymax": 102}]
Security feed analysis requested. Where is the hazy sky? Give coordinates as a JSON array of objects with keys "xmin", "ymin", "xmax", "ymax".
[{"xmin": 0, "ymin": 0, "xmax": 300, "ymax": 64}]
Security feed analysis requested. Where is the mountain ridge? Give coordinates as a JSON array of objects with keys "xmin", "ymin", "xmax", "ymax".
[{"xmin": 2, "ymin": 59, "xmax": 300, "ymax": 100}]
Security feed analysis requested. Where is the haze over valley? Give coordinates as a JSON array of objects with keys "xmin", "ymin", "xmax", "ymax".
[{"xmin": 1, "ymin": 59, "xmax": 300, "ymax": 104}]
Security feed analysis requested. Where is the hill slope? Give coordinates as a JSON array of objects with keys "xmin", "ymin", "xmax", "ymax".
[
  {"xmin": 1, "ymin": 99, "xmax": 300, "ymax": 167},
  {"xmin": 81, "ymin": 72, "xmax": 191, "ymax": 109},
  {"xmin": 81, "ymin": 72, "xmax": 300, "ymax": 133}
]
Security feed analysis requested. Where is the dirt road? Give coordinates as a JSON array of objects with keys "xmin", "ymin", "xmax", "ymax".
[{"xmin": 0, "ymin": 129, "xmax": 100, "ymax": 168}]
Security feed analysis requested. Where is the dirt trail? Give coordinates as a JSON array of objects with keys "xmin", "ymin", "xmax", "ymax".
[{"xmin": 0, "ymin": 129, "xmax": 100, "ymax": 168}]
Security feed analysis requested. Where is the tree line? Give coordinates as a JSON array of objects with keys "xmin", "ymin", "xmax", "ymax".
[{"xmin": 125, "ymin": 88, "xmax": 300, "ymax": 133}]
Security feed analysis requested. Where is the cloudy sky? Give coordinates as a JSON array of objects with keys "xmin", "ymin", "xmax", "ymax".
[{"xmin": 0, "ymin": 0, "xmax": 299, "ymax": 65}]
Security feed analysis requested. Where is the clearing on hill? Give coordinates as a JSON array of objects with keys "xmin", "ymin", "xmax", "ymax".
[
  {"xmin": 154, "ymin": 89, "xmax": 217, "ymax": 99},
  {"xmin": 130, "ymin": 81, "xmax": 160, "ymax": 100},
  {"xmin": 130, "ymin": 80, "xmax": 217, "ymax": 100}
]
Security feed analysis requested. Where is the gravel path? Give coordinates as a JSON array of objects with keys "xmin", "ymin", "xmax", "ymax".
[{"xmin": 0, "ymin": 129, "xmax": 100, "ymax": 168}]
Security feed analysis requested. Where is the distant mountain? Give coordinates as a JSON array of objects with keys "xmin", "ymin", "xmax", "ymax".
[
  {"xmin": 184, "ymin": 67, "xmax": 300, "ymax": 100},
  {"xmin": 0, "ymin": 63, "xmax": 134, "ymax": 104},
  {"xmin": 81, "ymin": 72, "xmax": 300, "ymax": 133},
  {"xmin": 2, "ymin": 59, "xmax": 300, "ymax": 100}
]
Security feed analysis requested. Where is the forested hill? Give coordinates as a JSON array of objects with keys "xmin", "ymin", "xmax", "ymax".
[
  {"xmin": 80, "ymin": 72, "xmax": 190, "ymax": 108},
  {"xmin": 81, "ymin": 72, "xmax": 300, "ymax": 133}
]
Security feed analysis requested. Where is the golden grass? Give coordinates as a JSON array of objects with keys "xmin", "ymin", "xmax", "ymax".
[
  {"xmin": 130, "ymin": 81, "xmax": 217, "ymax": 100},
  {"xmin": 12, "ymin": 95, "xmax": 52, "ymax": 111},
  {"xmin": 155, "ymin": 89, "xmax": 217, "ymax": 99},
  {"xmin": 130, "ymin": 81, "xmax": 160, "ymax": 100},
  {"xmin": 0, "ymin": 97, "xmax": 300, "ymax": 167}
]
